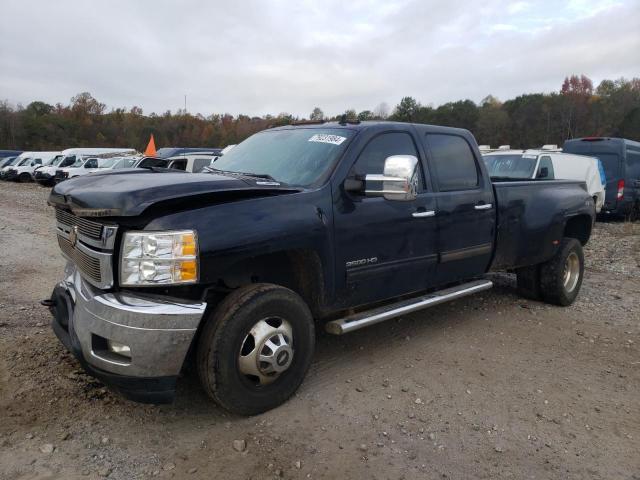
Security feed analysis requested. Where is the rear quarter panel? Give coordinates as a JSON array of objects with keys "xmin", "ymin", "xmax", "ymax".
[{"xmin": 491, "ymin": 180, "xmax": 593, "ymax": 270}]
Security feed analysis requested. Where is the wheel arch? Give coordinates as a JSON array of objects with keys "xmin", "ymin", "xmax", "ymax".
[
  {"xmin": 211, "ymin": 249, "xmax": 326, "ymax": 318},
  {"xmin": 563, "ymin": 214, "xmax": 592, "ymax": 245}
]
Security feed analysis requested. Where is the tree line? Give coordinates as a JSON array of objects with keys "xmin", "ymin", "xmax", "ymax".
[{"xmin": 0, "ymin": 75, "xmax": 638, "ymax": 152}]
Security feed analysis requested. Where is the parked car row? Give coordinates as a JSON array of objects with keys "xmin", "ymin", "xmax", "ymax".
[
  {"xmin": 2, "ymin": 136, "xmax": 637, "ymax": 219},
  {"xmin": 0, "ymin": 146, "xmax": 236, "ymax": 186},
  {"xmin": 480, "ymin": 137, "xmax": 640, "ymax": 219}
]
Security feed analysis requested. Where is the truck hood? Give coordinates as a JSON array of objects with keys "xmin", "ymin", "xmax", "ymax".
[{"xmin": 48, "ymin": 169, "xmax": 300, "ymax": 217}]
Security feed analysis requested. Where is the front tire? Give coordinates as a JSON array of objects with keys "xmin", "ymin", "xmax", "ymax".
[
  {"xmin": 18, "ymin": 173, "xmax": 31, "ymax": 183},
  {"xmin": 539, "ymin": 238, "xmax": 584, "ymax": 306},
  {"xmin": 197, "ymin": 283, "xmax": 315, "ymax": 415}
]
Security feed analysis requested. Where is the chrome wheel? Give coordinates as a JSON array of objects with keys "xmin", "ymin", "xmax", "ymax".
[
  {"xmin": 563, "ymin": 252, "xmax": 580, "ymax": 293},
  {"xmin": 238, "ymin": 317, "xmax": 294, "ymax": 385}
]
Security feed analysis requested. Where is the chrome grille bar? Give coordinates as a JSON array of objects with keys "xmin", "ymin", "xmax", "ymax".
[
  {"xmin": 55, "ymin": 208, "xmax": 103, "ymax": 239},
  {"xmin": 58, "ymin": 236, "xmax": 102, "ymax": 283}
]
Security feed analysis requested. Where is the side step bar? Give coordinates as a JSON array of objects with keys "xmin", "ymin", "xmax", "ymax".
[{"xmin": 325, "ymin": 279, "xmax": 493, "ymax": 335}]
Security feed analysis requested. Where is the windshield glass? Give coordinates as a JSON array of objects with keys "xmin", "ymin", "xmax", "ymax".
[
  {"xmin": 17, "ymin": 157, "xmax": 32, "ymax": 166},
  {"xmin": 138, "ymin": 157, "xmax": 168, "ymax": 169},
  {"xmin": 211, "ymin": 128, "xmax": 355, "ymax": 186},
  {"xmin": 112, "ymin": 157, "xmax": 139, "ymax": 169},
  {"xmin": 70, "ymin": 157, "xmax": 85, "ymax": 167},
  {"xmin": 46, "ymin": 155, "xmax": 63, "ymax": 166},
  {"xmin": 483, "ymin": 154, "xmax": 537, "ymax": 179},
  {"xmin": 98, "ymin": 158, "xmax": 119, "ymax": 168}
]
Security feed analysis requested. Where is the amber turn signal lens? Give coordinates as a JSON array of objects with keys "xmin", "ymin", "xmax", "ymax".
[{"xmin": 177, "ymin": 260, "xmax": 197, "ymax": 282}]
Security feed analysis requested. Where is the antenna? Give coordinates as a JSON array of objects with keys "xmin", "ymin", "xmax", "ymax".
[{"xmin": 184, "ymin": 94, "xmax": 187, "ymax": 113}]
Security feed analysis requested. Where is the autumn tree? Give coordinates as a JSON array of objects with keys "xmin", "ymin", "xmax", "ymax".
[{"xmin": 310, "ymin": 107, "xmax": 324, "ymax": 121}]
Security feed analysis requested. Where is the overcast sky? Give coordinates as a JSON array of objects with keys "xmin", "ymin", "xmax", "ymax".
[{"xmin": 1, "ymin": 0, "xmax": 638, "ymax": 117}]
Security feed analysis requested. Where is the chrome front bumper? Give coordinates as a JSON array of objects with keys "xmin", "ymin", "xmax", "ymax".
[{"xmin": 56, "ymin": 263, "xmax": 206, "ymax": 379}]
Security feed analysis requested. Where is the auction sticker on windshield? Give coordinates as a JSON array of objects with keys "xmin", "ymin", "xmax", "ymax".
[{"xmin": 308, "ymin": 134, "xmax": 347, "ymax": 145}]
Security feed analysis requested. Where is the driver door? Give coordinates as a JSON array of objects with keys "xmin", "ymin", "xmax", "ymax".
[{"xmin": 332, "ymin": 130, "xmax": 439, "ymax": 308}]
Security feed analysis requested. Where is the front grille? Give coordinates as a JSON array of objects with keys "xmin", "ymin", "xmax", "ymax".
[
  {"xmin": 56, "ymin": 208, "xmax": 103, "ymax": 239},
  {"xmin": 54, "ymin": 170, "xmax": 68, "ymax": 181},
  {"xmin": 58, "ymin": 235, "xmax": 102, "ymax": 284}
]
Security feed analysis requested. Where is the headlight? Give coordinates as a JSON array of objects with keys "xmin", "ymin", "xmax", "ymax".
[{"xmin": 120, "ymin": 230, "xmax": 198, "ymax": 286}]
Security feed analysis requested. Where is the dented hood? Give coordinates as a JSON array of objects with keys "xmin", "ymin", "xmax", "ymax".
[{"xmin": 48, "ymin": 169, "xmax": 299, "ymax": 217}]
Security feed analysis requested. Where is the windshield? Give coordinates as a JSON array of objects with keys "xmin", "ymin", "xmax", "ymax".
[
  {"xmin": 483, "ymin": 154, "xmax": 537, "ymax": 179},
  {"xmin": 112, "ymin": 157, "xmax": 139, "ymax": 169},
  {"xmin": 138, "ymin": 157, "xmax": 168, "ymax": 169},
  {"xmin": 211, "ymin": 128, "xmax": 355, "ymax": 186},
  {"xmin": 17, "ymin": 157, "xmax": 33, "ymax": 166},
  {"xmin": 70, "ymin": 157, "xmax": 85, "ymax": 167},
  {"xmin": 98, "ymin": 158, "xmax": 120, "ymax": 168},
  {"xmin": 46, "ymin": 155, "xmax": 64, "ymax": 166}
]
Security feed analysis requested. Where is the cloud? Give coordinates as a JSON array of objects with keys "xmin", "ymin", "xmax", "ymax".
[
  {"xmin": 0, "ymin": 0, "xmax": 637, "ymax": 117},
  {"xmin": 507, "ymin": 1, "xmax": 530, "ymax": 14},
  {"xmin": 489, "ymin": 23, "xmax": 518, "ymax": 32}
]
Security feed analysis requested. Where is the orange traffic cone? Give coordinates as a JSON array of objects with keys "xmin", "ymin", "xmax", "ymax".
[{"xmin": 144, "ymin": 134, "xmax": 157, "ymax": 156}]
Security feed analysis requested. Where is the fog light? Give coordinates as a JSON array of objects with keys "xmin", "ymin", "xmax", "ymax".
[{"xmin": 107, "ymin": 340, "xmax": 131, "ymax": 358}]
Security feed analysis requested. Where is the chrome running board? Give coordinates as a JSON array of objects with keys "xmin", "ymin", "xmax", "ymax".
[{"xmin": 325, "ymin": 279, "xmax": 493, "ymax": 335}]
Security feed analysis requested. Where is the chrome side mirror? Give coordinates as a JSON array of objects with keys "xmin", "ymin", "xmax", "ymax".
[{"xmin": 364, "ymin": 155, "xmax": 419, "ymax": 201}]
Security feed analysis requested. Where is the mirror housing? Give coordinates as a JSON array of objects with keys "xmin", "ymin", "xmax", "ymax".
[{"xmin": 364, "ymin": 155, "xmax": 419, "ymax": 201}]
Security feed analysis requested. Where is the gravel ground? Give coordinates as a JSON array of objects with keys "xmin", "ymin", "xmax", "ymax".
[{"xmin": 0, "ymin": 181, "xmax": 639, "ymax": 480}]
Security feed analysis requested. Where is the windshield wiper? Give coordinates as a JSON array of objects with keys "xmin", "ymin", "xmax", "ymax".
[
  {"xmin": 206, "ymin": 168, "xmax": 279, "ymax": 183},
  {"xmin": 147, "ymin": 166, "xmax": 186, "ymax": 173}
]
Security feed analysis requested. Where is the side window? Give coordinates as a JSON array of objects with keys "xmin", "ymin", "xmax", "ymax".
[
  {"xmin": 84, "ymin": 158, "xmax": 98, "ymax": 168},
  {"xmin": 34, "ymin": 159, "xmax": 42, "ymax": 165},
  {"xmin": 62, "ymin": 156, "xmax": 76, "ymax": 167},
  {"xmin": 628, "ymin": 150, "xmax": 640, "ymax": 178},
  {"xmin": 170, "ymin": 159, "xmax": 187, "ymax": 171},
  {"xmin": 537, "ymin": 156, "xmax": 554, "ymax": 179},
  {"xmin": 426, "ymin": 134, "xmax": 479, "ymax": 191},
  {"xmin": 192, "ymin": 158, "xmax": 212, "ymax": 173},
  {"xmin": 352, "ymin": 132, "xmax": 423, "ymax": 189}
]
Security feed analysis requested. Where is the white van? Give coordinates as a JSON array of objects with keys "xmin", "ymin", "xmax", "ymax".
[
  {"xmin": 482, "ymin": 149, "xmax": 606, "ymax": 212},
  {"xmin": 34, "ymin": 148, "xmax": 137, "ymax": 186},
  {"xmin": 57, "ymin": 154, "xmax": 142, "ymax": 180},
  {"xmin": 1, "ymin": 152, "xmax": 59, "ymax": 181},
  {"xmin": 1, "ymin": 152, "xmax": 33, "ymax": 179},
  {"xmin": 9, "ymin": 152, "xmax": 62, "ymax": 182}
]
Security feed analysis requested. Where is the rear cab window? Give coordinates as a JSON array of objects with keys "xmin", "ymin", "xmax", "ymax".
[
  {"xmin": 536, "ymin": 156, "xmax": 555, "ymax": 179},
  {"xmin": 426, "ymin": 134, "xmax": 479, "ymax": 191}
]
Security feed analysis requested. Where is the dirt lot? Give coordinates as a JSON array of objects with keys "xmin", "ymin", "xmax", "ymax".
[{"xmin": 0, "ymin": 181, "xmax": 639, "ymax": 480}]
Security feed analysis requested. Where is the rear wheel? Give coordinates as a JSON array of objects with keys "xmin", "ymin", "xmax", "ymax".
[
  {"xmin": 197, "ymin": 283, "xmax": 315, "ymax": 415},
  {"xmin": 539, "ymin": 238, "xmax": 584, "ymax": 306}
]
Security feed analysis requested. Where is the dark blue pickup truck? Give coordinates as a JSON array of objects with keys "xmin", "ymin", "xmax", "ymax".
[{"xmin": 46, "ymin": 121, "xmax": 595, "ymax": 414}]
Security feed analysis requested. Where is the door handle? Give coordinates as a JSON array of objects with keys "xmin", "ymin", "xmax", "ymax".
[
  {"xmin": 412, "ymin": 210, "xmax": 436, "ymax": 218},
  {"xmin": 474, "ymin": 204, "xmax": 493, "ymax": 210}
]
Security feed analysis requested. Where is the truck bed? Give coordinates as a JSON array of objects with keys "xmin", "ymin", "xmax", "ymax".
[{"xmin": 490, "ymin": 179, "xmax": 592, "ymax": 270}]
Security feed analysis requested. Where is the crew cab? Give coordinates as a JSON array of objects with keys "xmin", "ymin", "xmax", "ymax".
[{"xmin": 46, "ymin": 122, "xmax": 594, "ymax": 414}]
